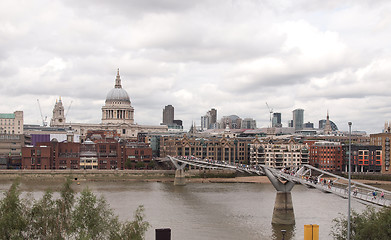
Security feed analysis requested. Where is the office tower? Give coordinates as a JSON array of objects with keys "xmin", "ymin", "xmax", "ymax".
[
  {"xmin": 242, "ymin": 118, "xmax": 257, "ymax": 129},
  {"xmin": 162, "ymin": 105, "xmax": 174, "ymax": 125},
  {"xmin": 209, "ymin": 108, "xmax": 217, "ymax": 125},
  {"xmin": 201, "ymin": 108, "xmax": 218, "ymax": 130},
  {"xmin": 272, "ymin": 112, "xmax": 282, "ymax": 127},
  {"xmin": 288, "ymin": 120, "xmax": 293, "ymax": 128},
  {"xmin": 304, "ymin": 122, "xmax": 314, "ymax": 128},
  {"xmin": 201, "ymin": 115, "xmax": 210, "ymax": 130},
  {"xmin": 220, "ymin": 115, "xmax": 242, "ymax": 129},
  {"xmin": 173, "ymin": 120, "xmax": 182, "ymax": 126},
  {"xmin": 292, "ymin": 109, "xmax": 304, "ymax": 131}
]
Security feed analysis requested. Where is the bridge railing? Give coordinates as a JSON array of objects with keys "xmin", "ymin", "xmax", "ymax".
[{"xmin": 167, "ymin": 156, "xmax": 391, "ymax": 206}]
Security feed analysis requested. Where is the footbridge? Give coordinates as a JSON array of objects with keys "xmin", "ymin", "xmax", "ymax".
[{"xmin": 167, "ymin": 156, "xmax": 391, "ymax": 224}]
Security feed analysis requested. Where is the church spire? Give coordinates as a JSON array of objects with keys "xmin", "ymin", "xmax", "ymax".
[{"xmin": 115, "ymin": 68, "xmax": 122, "ymax": 88}]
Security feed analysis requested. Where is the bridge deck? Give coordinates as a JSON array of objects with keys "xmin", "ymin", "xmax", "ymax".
[{"xmin": 167, "ymin": 156, "xmax": 391, "ymax": 207}]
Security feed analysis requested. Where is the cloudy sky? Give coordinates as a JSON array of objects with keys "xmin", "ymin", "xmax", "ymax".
[{"xmin": 1, "ymin": 0, "xmax": 391, "ymax": 133}]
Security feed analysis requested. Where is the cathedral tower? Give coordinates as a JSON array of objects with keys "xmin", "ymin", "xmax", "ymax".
[
  {"xmin": 50, "ymin": 97, "xmax": 65, "ymax": 126},
  {"xmin": 323, "ymin": 111, "xmax": 332, "ymax": 135}
]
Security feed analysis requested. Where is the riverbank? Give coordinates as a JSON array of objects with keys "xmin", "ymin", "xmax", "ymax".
[{"xmin": 1, "ymin": 169, "xmax": 391, "ymax": 188}]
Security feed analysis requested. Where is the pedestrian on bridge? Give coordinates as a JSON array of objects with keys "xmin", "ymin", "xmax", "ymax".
[
  {"xmin": 353, "ymin": 187, "xmax": 358, "ymax": 196},
  {"xmin": 372, "ymin": 190, "xmax": 377, "ymax": 200}
]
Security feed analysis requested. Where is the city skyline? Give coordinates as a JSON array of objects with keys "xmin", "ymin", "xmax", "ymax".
[{"xmin": 1, "ymin": 1, "xmax": 391, "ymax": 133}]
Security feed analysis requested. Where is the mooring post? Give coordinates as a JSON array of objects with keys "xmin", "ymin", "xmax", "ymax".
[{"xmin": 264, "ymin": 168, "xmax": 295, "ymax": 225}]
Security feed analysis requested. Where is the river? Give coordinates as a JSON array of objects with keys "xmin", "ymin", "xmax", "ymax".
[{"xmin": 0, "ymin": 180, "xmax": 369, "ymax": 240}]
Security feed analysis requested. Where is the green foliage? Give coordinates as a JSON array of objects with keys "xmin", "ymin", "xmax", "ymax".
[
  {"xmin": 71, "ymin": 188, "xmax": 121, "ymax": 239},
  {"xmin": 125, "ymin": 159, "xmax": 132, "ymax": 169},
  {"xmin": 0, "ymin": 181, "xmax": 28, "ymax": 239},
  {"xmin": 135, "ymin": 162, "xmax": 145, "ymax": 169},
  {"xmin": 0, "ymin": 179, "xmax": 150, "ymax": 240},
  {"xmin": 147, "ymin": 161, "xmax": 156, "ymax": 170},
  {"xmin": 331, "ymin": 206, "xmax": 391, "ymax": 240},
  {"xmin": 119, "ymin": 206, "xmax": 150, "ymax": 240}
]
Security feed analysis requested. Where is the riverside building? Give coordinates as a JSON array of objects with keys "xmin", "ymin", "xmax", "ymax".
[
  {"xmin": 159, "ymin": 134, "xmax": 253, "ymax": 165},
  {"xmin": 21, "ymin": 130, "xmax": 152, "ymax": 170},
  {"xmin": 370, "ymin": 131, "xmax": 391, "ymax": 174},
  {"xmin": 249, "ymin": 139, "xmax": 309, "ymax": 167},
  {"xmin": 309, "ymin": 141, "xmax": 343, "ymax": 173}
]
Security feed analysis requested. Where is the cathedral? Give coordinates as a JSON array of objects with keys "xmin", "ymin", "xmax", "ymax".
[{"xmin": 50, "ymin": 69, "xmax": 168, "ymax": 139}]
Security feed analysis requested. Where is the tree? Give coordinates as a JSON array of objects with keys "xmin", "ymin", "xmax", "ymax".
[
  {"xmin": 0, "ymin": 180, "xmax": 150, "ymax": 240},
  {"xmin": 0, "ymin": 181, "xmax": 29, "ymax": 239},
  {"xmin": 147, "ymin": 161, "xmax": 156, "ymax": 170},
  {"xmin": 119, "ymin": 205, "xmax": 150, "ymax": 240},
  {"xmin": 71, "ymin": 188, "xmax": 121, "ymax": 239},
  {"xmin": 331, "ymin": 206, "xmax": 391, "ymax": 240},
  {"xmin": 125, "ymin": 159, "xmax": 133, "ymax": 169},
  {"xmin": 135, "ymin": 161, "xmax": 145, "ymax": 169}
]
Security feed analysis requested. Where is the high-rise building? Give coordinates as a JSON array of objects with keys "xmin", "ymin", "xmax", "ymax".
[
  {"xmin": 162, "ymin": 105, "xmax": 174, "ymax": 125},
  {"xmin": 304, "ymin": 122, "xmax": 314, "ymax": 129},
  {"xmin": 272, "ymin": 113, "xmax": 282, "ymax": 127},
  {"xmin": 201, "ymin": 108, "xmax": 218, "ymax": 130},
  {"xmin": 288, "ymin": 120, "xmax": 293, "ymax": 128},
  {"xmin": 220, "ymin": 115, "xmax": 242, "ymax": 129},
  {"xmin": 292, "ymin": 109, "xmax": 304, "ymax": 131},
  {"xmin": 242, "ymin": 118, "xmax": 257, "ymax": 129},
  {"xmin": 209, "ymin": 108, "xmax": 217, "ymax": 125},
  {"xmin": 201, "ymin": 115, "xmax": 210, "ymax": 130}
]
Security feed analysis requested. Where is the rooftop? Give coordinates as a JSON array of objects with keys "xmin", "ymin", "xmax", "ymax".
[{"xmin": 0, "ymin": 113, "xmax": 15, "ymax": 119}]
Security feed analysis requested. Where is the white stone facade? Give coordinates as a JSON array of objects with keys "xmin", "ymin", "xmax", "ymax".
[
  {"xmin": 250, "ymin": 141, "xmax": 309, "ymax": 168},
  {"xmin": 0, "ymin": 111, "xmax": 23, "ymax": 134}
]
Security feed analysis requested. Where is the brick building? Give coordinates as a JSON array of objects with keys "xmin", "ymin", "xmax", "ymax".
[
  {"xmin": 22, "ymin": 137, "xmax": 152, "ymax": 170},
  {"xmin": 370, "ymin": 132, "xmax": 391, "ymax": 174},
  {"xmin": 22, "ymin": 145, "xmax": 52, "ymax": 170},
  {"xmin": 309, "ymin": 141, "xmax": 343, "ymax": 172}
]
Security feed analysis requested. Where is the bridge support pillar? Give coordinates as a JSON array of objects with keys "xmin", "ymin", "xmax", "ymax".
[
  {"xmin": 272, "ymin": 191, "xmax": 295, "ymax": 225},
  {"xmin": 174, "ymin": 169, "xmax": 186, "ymax": 186},
  {"xmin": 263, "ymin": 168, "xmax": 295, "ymax": 225}
]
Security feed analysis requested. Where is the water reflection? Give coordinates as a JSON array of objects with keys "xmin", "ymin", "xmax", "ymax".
[{"xmin": 272, "ymin": 224, "xmax": 295, "ymax": 240}]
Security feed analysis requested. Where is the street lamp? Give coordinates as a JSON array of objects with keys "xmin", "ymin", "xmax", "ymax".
[
  {"xmin": 281, "ymin": 229, "xmax": 286, "ymax": 240},
  {"xmin": 348, "ymin": 122, "xmax": 352, "ymax": 240}
]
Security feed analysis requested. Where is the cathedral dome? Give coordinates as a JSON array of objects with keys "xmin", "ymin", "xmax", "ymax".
[
  {"xmin": 106, "ymin": 88, "xmax": 130, "ymax": 102},
  {"xmin": 105, "ymin": 69, "xmax": 130, "ymax": 103}
]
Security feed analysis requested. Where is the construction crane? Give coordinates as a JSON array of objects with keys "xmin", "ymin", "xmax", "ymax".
[
  {"xmin": 36, "ymin": 99, "xmax": 48, "ymax": 127},
  {"xmin": 265, "ymin": 102, "xmax": 273, "ymax": 128},
  {"xmin": 65, "ymin": 100, "xmax": 73, "ymax": 119}
]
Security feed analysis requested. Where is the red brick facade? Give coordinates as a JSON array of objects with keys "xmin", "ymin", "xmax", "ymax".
[
  {"xmin": 309, "ymin": 142, "xmax": 343, "ymax": 172},
  {"xmin": 22, "ymin": 138, "xmax": 152, "ymax": 170}
]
